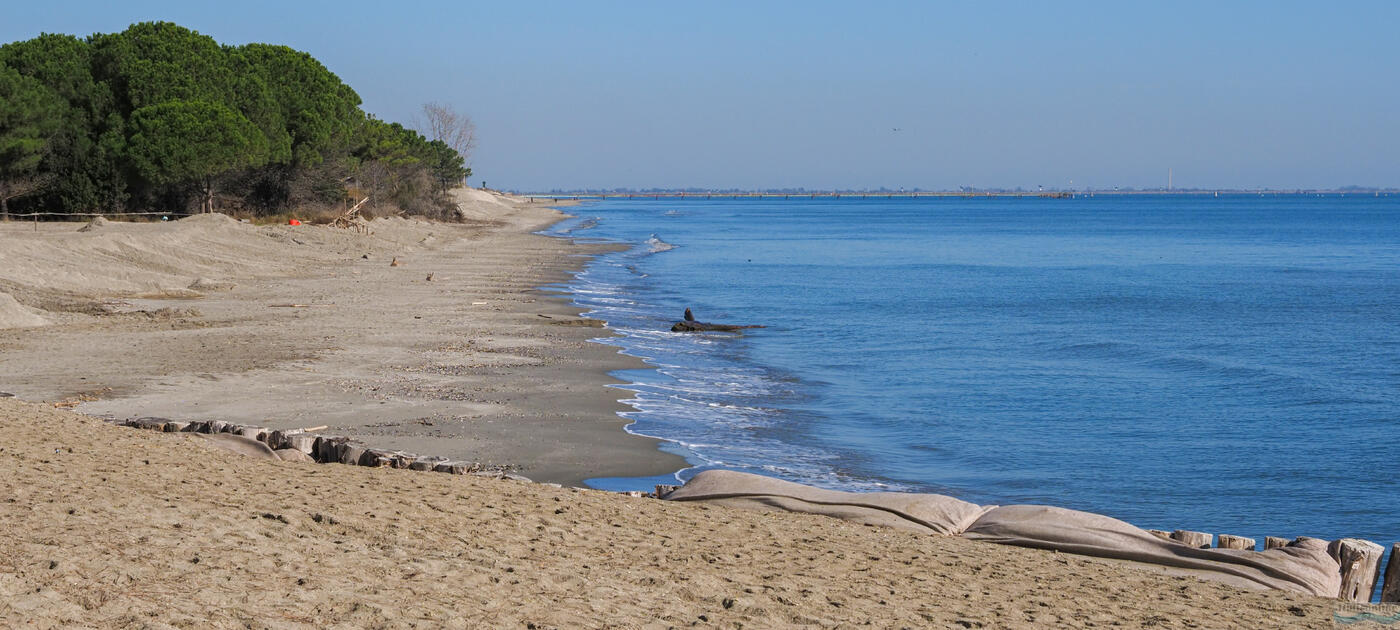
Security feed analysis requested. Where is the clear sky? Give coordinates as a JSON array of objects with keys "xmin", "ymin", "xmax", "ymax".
[{"xmin": 4, "ymin": 1, "xmax": 1397, "ymax": 191}]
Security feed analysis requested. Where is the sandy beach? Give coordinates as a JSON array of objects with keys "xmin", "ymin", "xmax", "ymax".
[
  {"xmin": 0, "ymin": 397, "xmax": 1335, "ymax": 628},
  {"xmin": 0, "ymin": 192, "xmax": 1340, "ymax": 627},
  {"xmin": 0, "ymin": 190, "xmax": 684, "ymax": 486}
]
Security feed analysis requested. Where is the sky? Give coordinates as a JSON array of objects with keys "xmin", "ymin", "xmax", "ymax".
[{"xmin": 4, "ymin": 1, "xmax": 1398, "ymax": 191}]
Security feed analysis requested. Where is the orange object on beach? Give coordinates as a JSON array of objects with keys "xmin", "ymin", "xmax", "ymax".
[{"xmin": 288, "ymin": 219, "xmax": 302, "ymax": 226}]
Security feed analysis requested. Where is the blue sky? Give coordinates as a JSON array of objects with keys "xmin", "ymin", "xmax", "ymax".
[{"xmin": 4, "ymin": 1, "xmax": 1397, "ymax": 190}]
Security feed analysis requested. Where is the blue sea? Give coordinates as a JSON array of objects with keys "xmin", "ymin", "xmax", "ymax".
[{"xmin": 545, "ymin": 194, "xmax": 1399, "ymax": 555}]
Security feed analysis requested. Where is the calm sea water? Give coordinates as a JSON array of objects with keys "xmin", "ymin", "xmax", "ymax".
[{"xmin": 546, "ymin": 194, "xmax": 1400, "ymax": 551}]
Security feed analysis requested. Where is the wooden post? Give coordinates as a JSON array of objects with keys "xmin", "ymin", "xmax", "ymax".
[
  {"xmin": 1382, "ymin": 543, "xmax": 1400, "ymax": 603},
  {"xmin": 654, "ymin": 484, "xmax": 679, "ymax": 499},
  {"xmin": 1171, "ymin": 530, "xmax": 1213, "ymax": 549},
  {"xmin": 1217, "ymin": 534, "xmax": 1257, "ymax": 550},
  {"xmin": 1146, "ymin": 529, "xmax": 1172, "ymax": 541},
  {"xmin": 1328, "ymin": 538, "xmax": 1385, "ymax": 602},
  {"xmin": 1264, "ymin": 536, "xmax": 1291, "ymax": 550}
]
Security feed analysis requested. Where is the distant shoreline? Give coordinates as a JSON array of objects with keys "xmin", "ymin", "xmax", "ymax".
[{"xmin": 518, "ymin": 189, "xmax": 1399, "ymax": 200}]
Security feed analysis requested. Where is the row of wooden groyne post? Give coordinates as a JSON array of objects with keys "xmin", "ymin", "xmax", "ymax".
[
  {"xmin": 113, "ymin": 416, "xmax": 534, "ymax": 480},
  {"xmin": 1146, "ymin": 528, "xmax": 1399, "ymax": 603}
]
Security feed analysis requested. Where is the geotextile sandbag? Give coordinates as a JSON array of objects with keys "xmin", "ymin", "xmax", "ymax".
[
  {"xmin": 665, "ymin": 470, "xmax": 993, "ymax": 535},
  {"xmin": 666, "ymin": 470, "xmax": 1342, "ymax": 598}
]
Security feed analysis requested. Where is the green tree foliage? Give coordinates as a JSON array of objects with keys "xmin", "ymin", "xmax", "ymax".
[
  {"xmin": 0, "ymin": 22, "xmax": 467, "ymax": 219},
  {"xmin": 0, "ymin": 64, "xmax": 62, "ymax": 217},
  {"xmin": 127, "ymin": 100, "xmax": 269, "ymax": 213},
  {"xmin": 0, "ymin": 33, "xmax": 127, "ymax": 213}
]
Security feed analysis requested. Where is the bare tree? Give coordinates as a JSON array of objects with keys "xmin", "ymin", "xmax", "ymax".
[{"xmin": 419, "ymin": 102, "xmax": 476, "ymax": 167}]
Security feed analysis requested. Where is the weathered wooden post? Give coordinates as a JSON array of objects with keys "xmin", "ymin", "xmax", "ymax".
[
  {"xmin": 1146, "ymin": 529, "xmax": 1172, "ymax": 541},
  {"xmin": 1171, "ymin": 530, "xmax": 1213, "ymax": 549},
  {"xmin": 1264, "ymin": 536, "xmax": 1291, "ymax": 550},
  {"xmin": 1217, "ymin": 534, "xmax": 1256, "ymax": 550},
  {"xmin": 1328, "ymin": 538, "xmax": 1385, "ymax": 602},
  {"xmin": 1381, "ymin": 543, "xmax": 1400, "ymax": 603},
  {"xmin": 655, "ymin": 484, "xmax": 679, "ymax": 499}
]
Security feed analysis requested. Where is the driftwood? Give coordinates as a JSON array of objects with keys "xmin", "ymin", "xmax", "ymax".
[
  {"xmin": 1328, "ymin": 538, "xmax": 1385, "ymax": 602},
  {"xmin": 332, "ymin": 196, "xmax": 372, "ymax": 234},
  {"xmin": 670, "ymin": 308, "xmax": 765, "ymax": 333}
]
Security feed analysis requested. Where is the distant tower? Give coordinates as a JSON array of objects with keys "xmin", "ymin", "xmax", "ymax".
[{"xmin": 1168, "ymin": 168, "xmax": 1173, "ymax": 191}]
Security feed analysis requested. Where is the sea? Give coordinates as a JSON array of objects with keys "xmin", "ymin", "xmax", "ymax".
[{"xmin": 543, "ymin": 193, "xmax": 1399, "ymax": 560}]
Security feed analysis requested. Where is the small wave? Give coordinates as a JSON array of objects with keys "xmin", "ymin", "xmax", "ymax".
[
  {"xmin": 644, "ymin": 234, "xmax": 676, "ymax": 253},
  {"xmin": 558, "ymin": 217, "xmax": 600, "ymax": 234}
]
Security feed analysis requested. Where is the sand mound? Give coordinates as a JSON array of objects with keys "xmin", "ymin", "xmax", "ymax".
[
  {"xmin": 188, "ymin": 277, "xmax": 236, "ymax": 292},
  {"xmin": 178, "ymin": 213, "xmax": 239, "ymax": 226},
  {"xmin": 0, "ymin": 292, "xmax": 50, "ymax": 329},
  {"xmin": 75, "ymin": 216, "xmax": 109, "ymax": 232},
  {"xmin": 451, "ymin": 187, "xmax": 527, "ymax": 222}
]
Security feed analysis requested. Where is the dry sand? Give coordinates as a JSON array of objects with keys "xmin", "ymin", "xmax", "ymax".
[
  {"xmin": 0, "ymin": 190, "xmax": 683, "ymax": 485},
  {"xmin": 0, "ymin": 192, "xmax": 1340, "ymax": 627},
  {"xmin": 0, "ymin": 398, "xmax": 1335, "ymax": 628}
]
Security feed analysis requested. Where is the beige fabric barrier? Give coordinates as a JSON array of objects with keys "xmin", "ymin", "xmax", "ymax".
[
  {"xmin": 665, "ymin": 470, "xmax": 992, "ymax": 536},
  {"xmin": 963, "ymin": 504, "xmax": 1340, "ymax": 597},
  {"xmin": 195, "ymin": 432, "xmax": 280, "ymax": 460},
  {"xmin": 666, "ymin": 471, "xmax": 1341, "ymax": 597}
]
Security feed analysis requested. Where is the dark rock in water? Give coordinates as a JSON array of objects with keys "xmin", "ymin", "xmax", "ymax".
[
  {"xmin": 671, "ymin": 320, "xmax": 764, "ymax": 332},
  {"xmin": 671, "ymin": 308, "xmax": 764, "ymax": 333}
]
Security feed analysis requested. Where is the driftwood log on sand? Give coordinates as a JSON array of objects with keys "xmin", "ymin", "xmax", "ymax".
[{"xmin": 670, "ymin": 308, "xmax": 765, "ymax": 333}]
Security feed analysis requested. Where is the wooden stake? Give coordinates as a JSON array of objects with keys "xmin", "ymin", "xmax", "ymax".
[
  {"xmin": 1217, "ymin": 534, "xmax": 1257, "ymax": 550},
  {"xmin": 1382, "ymin": 543, "xmax": 1400, "ymax": 603},
  {"xmin": 1328, "ymin": 538, "xmax": 1386, "ymax": 602},
  {"xmin": 1146, "ymin": 529, "xmax": 1172, "ymax": 541},
  {"xmin": 1171, "ymin": 530, "xmax": 1213, "ymax": 549},
  {"xmin": 1264, "ymin": 536, "xmax": 1291, "ymax": 550}
]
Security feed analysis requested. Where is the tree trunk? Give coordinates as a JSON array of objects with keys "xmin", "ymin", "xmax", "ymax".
[
  {"xmin": 1, "ymin": 193, "xmax": 8, "ymax": 221},
  {"xmin": 204, "ymin": 179, "xmax": 214, "ymax": 213}
]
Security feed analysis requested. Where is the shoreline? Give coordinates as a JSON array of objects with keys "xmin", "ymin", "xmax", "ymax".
[
  {"xmin": 0, "ymin": 192, "xmax": 1346, "ymax": 626},
  {"xmin": 0, "ymin": 189, "xmax": 686, "ymax": 486}
]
